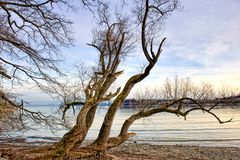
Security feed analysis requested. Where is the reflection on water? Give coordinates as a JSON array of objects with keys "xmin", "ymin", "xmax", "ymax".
[{"xmin": 21, "ymin": 106, "xmax": 240, "ymax": 147}]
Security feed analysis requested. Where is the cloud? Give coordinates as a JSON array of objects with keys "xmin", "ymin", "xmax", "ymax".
[
  {"xmin": 10, "ymin": 0, "xmax": 240, "ymax": 102},
  {"xmin": 146, "ymin": 0, "xmax": 240, "ymax": 81}
]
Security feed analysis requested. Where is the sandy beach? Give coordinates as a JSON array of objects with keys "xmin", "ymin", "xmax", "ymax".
[
  {"xmin": 108, "ymin": 143, "xmax": 240, "ymax": 160},
  {"xmin": 0, "ymin": 139, "xmax": 239, "ymax": 160}
]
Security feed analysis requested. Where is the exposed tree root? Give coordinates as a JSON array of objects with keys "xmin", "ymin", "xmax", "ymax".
[{"xmin": 0, "ymin": 145, "xmax": 118, "ymax": 160}]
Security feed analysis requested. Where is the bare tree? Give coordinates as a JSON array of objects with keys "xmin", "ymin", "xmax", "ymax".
[
  {"xmin": 44, "ymin": 0, "xmax": 181, "ymax": 158},
  {"xmin": 115, "ymin": 83, "xmax": 233, "ymax": 150},
  {"xmin": 162, "ymin": 76, "xmax": 191, "ymax": 100},
  {"xmin": 0, "ymin": 0, "xmax": 72, "ymax": 84},
  {"xmin": 0, "ymin": 0, "xmax": 125, "ymax": 138},
  {"xmin": 218, "ymin": 86, "xmax": 240, "ymax": 98},
  {"xmin": 161, "ymin": 76, "xmax": 215, "ymax": 100},
  {"xmin": 45, "ymin": 63, "xmax": 91, "ymax": 121},
  {"xmin": 1, "ymin": 0, "xmax": 236, "ymax": 159},
  {"xmin": 0, "ymin": 0, "xmax": 74, "ymax": 134}
]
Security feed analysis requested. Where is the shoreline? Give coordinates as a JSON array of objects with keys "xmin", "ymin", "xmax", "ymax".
[
  {"xmin": 109, "ymin": 143, "xmax": 240, "ymax": 160},
  {"xmin": 0, "ymin": 138, "xmax": 239, "ymax": 160},
  {"xmin": 1, "ymin": 135, "xmax": 240, "ymax": 148}
]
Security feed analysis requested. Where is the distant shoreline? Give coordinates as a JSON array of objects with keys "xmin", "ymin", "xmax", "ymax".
[{"xmin": 1, "ymin": 135, "xmax": 240, "ymax": 148}]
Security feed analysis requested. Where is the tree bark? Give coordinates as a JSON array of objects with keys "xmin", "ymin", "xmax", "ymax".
[
  {"xmin": 56, "ymin": 103, "xmax": 98, "ymax": 152},
  {"xmin": 91, "ymin": 71, "xmax": 154, "ymax": 148}
]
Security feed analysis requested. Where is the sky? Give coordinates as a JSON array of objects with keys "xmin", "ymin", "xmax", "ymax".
[{"xmin": 12, "ymin": 0, "xmax": 240, "ymax": 103}]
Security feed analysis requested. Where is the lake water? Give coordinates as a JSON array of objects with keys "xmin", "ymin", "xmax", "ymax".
[{"xmin": 19, "ymin": 106, "xmax": 240, "ymax": 147}]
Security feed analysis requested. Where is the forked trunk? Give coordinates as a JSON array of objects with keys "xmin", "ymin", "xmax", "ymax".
[
  {"xmin": 55, "ymin": 104, "xmax": 98, "ymax": 153},
  {"xmin": 90, "ymin": 75, "xmax": 146, "ymax": 148}
]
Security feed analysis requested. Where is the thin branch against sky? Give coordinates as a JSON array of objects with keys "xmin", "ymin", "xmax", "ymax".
[{"xmin": 7, "ymin": 0, "xmax": 240, "ymax": 102}]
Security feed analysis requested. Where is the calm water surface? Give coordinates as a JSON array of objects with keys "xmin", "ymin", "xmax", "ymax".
[{"xmin": 21, "ymin": 106, "xmax": 240, "ymax": 147}]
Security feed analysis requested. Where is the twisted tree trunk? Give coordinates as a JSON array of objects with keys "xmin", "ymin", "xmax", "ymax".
[{"xmin": 55, "ymin": 103, "xmax": 98, "ymax": 153}]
